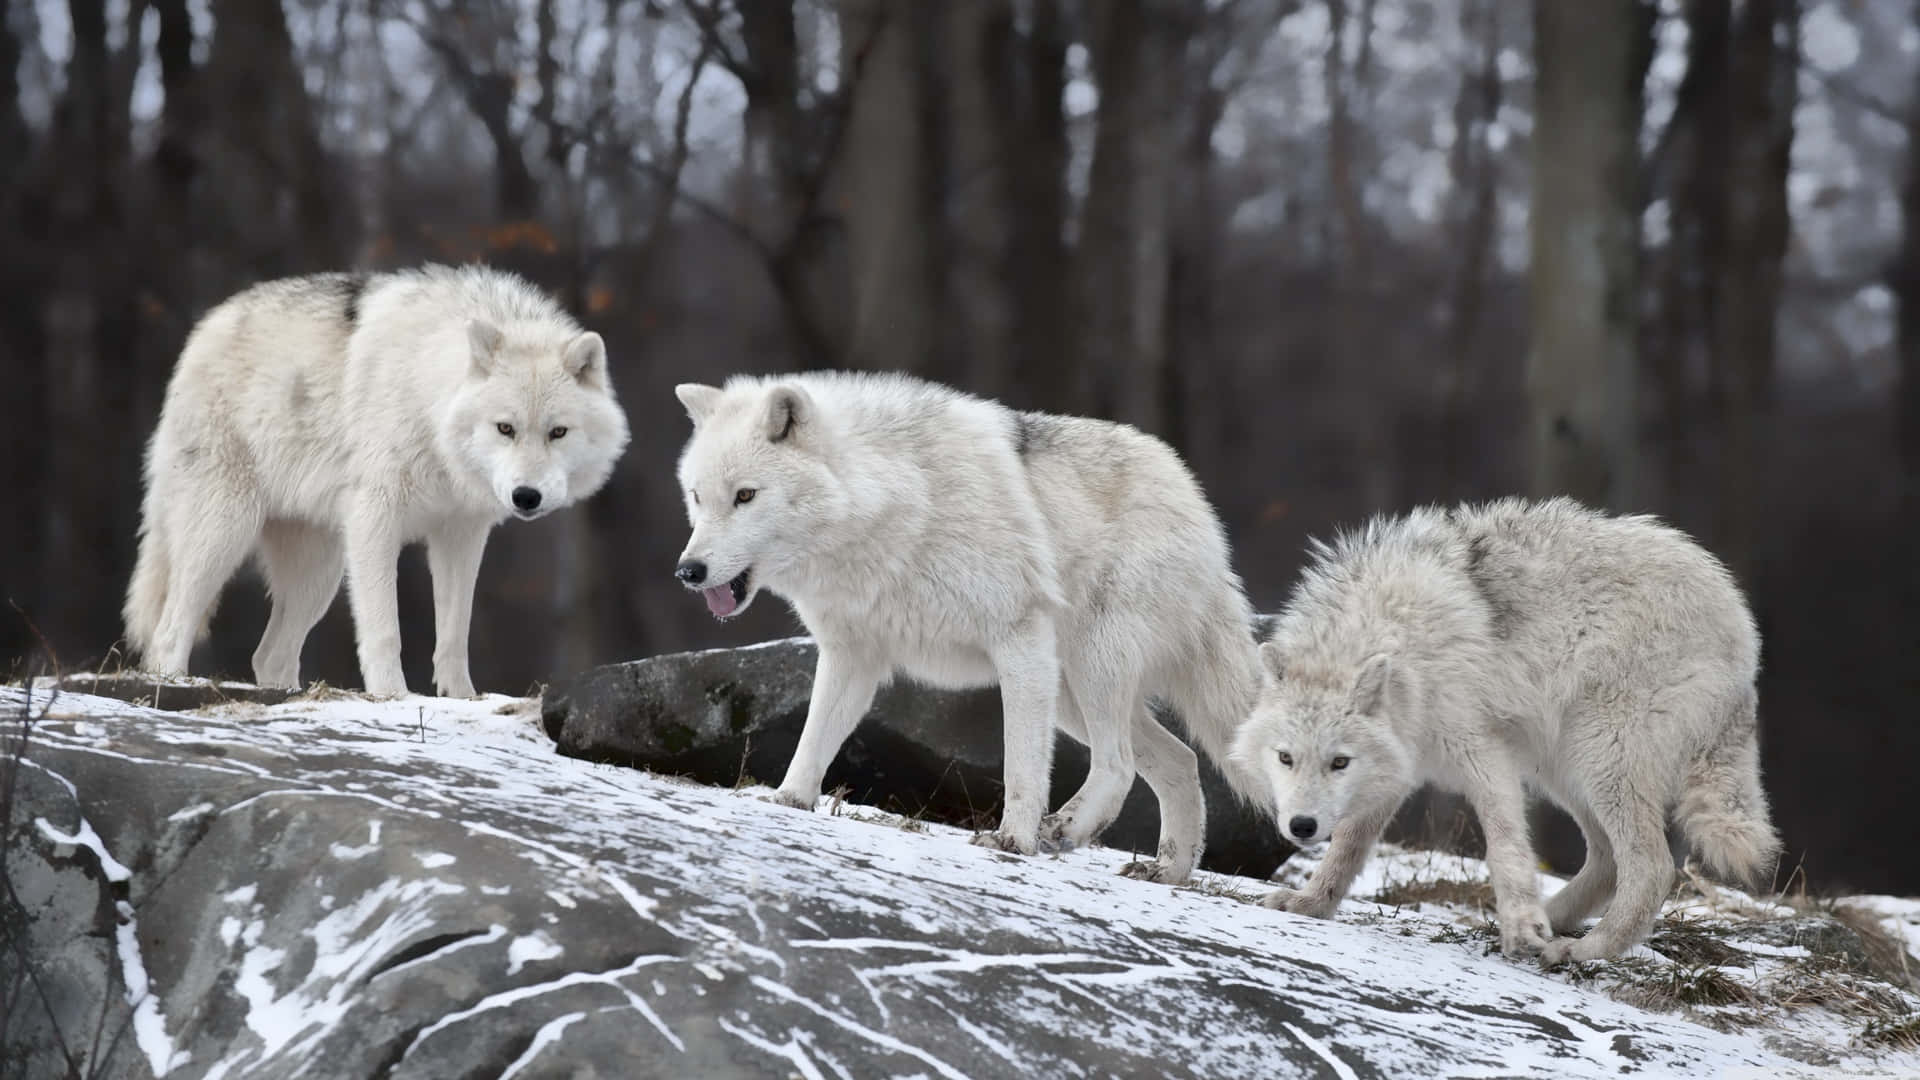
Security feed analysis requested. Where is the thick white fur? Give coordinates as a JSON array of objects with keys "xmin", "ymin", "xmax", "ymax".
[
  {"xmin": 125, "ymin": 265, "xmax": 630, "ymax": 696},
  {"xmin": 1230, "ymin": 497, "xmax": 1780, "ymax": 963},
  {"xmin": 672, "ymin": 372, "xmax": 1262, "ymax": 882}
]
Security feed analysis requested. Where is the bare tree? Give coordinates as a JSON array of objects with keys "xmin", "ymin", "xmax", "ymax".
[
  {"xmin": 1897, "ymin": 4, "xmax": 1920, "ymax": 517},
  {"xmin": 1527, "ymin": 0, "xmax": 1654, "ymax": 508}
]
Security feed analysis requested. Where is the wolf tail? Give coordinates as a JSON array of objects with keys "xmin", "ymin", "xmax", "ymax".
[
  {"xmin": 1166, "ymin": 603, "xmax": 1265, "ymax": 805},
  {"xmin": 1674, "ymin": 686, "xmax": 1782, "ymax": 888},
  {"xmin": 123, "ymin": 462, "xmax": 170, "ymax": 660}
]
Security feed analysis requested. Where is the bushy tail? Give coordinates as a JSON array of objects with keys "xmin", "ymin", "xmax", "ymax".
[
  {"xmin": 123, "ymin": 483, "xmax": 169, "ymax": 660},
  {"xmin": 1675, "ymin": 687, "xmax": 1782, "ymax": 888},
  {"xmin": 1166, "ymin": 609, "xmax": 1266, "ymax": 804}
]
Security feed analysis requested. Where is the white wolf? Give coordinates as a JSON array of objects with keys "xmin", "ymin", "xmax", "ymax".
[
  {"xmin": 670, "ymin": 372, "xmax": 1261, "ymax": 882},
  {"xmin": 1230, "ymin": 497, "xmax": 1780, "ymax": 963},
  {"xmin": 124, "ymin": 265, "xmax": 630, "ymax": 697}
]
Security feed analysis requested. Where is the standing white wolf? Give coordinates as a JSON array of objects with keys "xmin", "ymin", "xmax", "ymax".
[
  {"xmin": 670, "ymin": 372, "xmax": 1261, "ymax": 882},
  {"xmin": 1231, "ymin": 497, "xmax": 1780, "ymax": 963},
  {"xmin": 125, "ymin": 265, "xmax": 630, "ymax": 697}
]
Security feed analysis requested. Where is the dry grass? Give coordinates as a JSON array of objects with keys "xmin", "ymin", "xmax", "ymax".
[
  {"xmin": 1856, "ymin": 1014, "xmax": 1920, "ymax": 1052},
  {"xmin": 1372, "ymin": 877, "xmax": 1496, "ymax": 910}
]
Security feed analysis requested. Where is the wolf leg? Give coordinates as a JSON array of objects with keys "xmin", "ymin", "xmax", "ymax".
[
  {"xmin": 771, "ymin": 643, "xmax": 884, "ymax": 810},
  {"xmin": 1117, "ymin": 703, "xmax": 1206, "ymax": 884},
  {"xmin": 1042, "ymin": 662, "xmax": 1138, "ymax": 854},
  {"xmin": 1263, "ymin": 801, "xmax": 1394, "ymax": 917},
  {"xmin": 343, "ymin": 495, "xmax": 409, "ymax": 696},
  {"xmin": 977, "ymin": 613, "xmax": 1060, "ymax": 854},
  {"xmin": 1461, "ymin": 757, "xmax": 1554, "ymax": 956},
  {"xmin": 427, "ymin": 518, "xmax": 491, "ymax": 698},
  {"xmin": 1544, "ymin": 796, "xmax": 1617, "ymax": 935},
  {"xmin": 1542, "ymin": 791, "xmax": 1671, "ymax": 964},
  {"xmin": 252, "ymin": 520, "xmax": 344, "ymax": 689}
]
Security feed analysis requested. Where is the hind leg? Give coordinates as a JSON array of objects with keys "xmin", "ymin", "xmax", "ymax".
[
  {"xmin": 1541, "ymin": 790, "xmax": 1672, "ymax": 964},
  {"xmin": 1038, "ymin": 656, "xmax": 1140, "ymax": 854},
  {"xmin": 1117, "ymin": 705, "xmax": 1207, "ymax": 884},
  {"xmin": 146, "ymin": 479, "xmax": 263, "ymax": 676},
  {"xmin": 1036, "ymin": 684, "xmax": 1088, "ymax": 850},
  {"xmin": 251, "ymin": 520, "xmax": 344, "ymax": 689},
  {"xmin": 1544, "ymin": 797, "xmax": 1617, "ymax": 935}
]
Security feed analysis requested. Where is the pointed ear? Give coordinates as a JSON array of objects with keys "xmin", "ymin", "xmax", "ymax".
[
  {"xmin": 1258, "ymin": 640, "xmax": 1286, "ymax": 682},
  {"xmin": 468, "ymin": 320, "xmax": 504, "ymax": 376},
  {"xmin": 562, "ymin": 331, "xmax": 606, "ymax": 383},
  {"xmin": 764, "ymin": 384, "xmax": 811, "ymax": 443},
  {"xmin": 675, "ymin": 383, "xmax": 722, "ymax": 426},
  {"xmin": 1351, "ymin": 653, "xmax": 1392, "ymax": 716}
]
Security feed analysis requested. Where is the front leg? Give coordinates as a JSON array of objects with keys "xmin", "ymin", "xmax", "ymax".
[
  {"xmin": 426, "ymin": 519, "xmax": 492, "ymax": 698},
  {"xmin": 772, "ymin": 643, "xmax": 885, "ymax": 810},
  {"xmin": 1263, "ymin": 803, "xmax": 1394, "ymax": 918},
  {"xmin": 343, "ymin": 495, "xmax": 408, "ymax": 697},
  {"xmin": 1461, "ymin": 759, "xmax": 1554, "ymax": 957},
  {"xmin": 977, "ymin": 613, "xmax": 1060, "ymax": 855}
]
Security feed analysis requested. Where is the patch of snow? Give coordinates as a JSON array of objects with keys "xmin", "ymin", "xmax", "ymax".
[
  {"xmin": 506, "ymin": 930, "xmax": 563, "ymax": 975},
  {"xmin": 416, "ymin": 851, "xmax": 457, "ymax": 869},
  {"xmin": 496, "ymin": 1011, "xmax": 586, "ymax": 1080},
  {"xmin": 115, "ymin": 898, "xmax": 189, "ymax": 1076},
  {"xmin": 34, "ymin": 814, "xmax": 132, "ymax": 881},
  {"xmin": 166, "ymin": 802, "xmax": 214, "ymax": 822},
  {"xmin": 328, "ymin": 820, "xmax": 382, "ymax": 860}
]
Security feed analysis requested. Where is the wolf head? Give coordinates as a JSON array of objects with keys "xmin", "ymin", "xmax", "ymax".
[
  {"xmin": 671, "ymin": 379, "xmax": 843, "ymax": 620},
  {"xmin": 1231, "ymin": 641, "xmax": 1418, "ymax": 847},
  {"xmin": 440, "ymin": 320, "xmax": 629, "ymax": 520}
]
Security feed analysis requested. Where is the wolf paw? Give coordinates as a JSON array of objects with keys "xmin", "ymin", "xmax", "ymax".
[
  {"xmin": 1262, "ymin": 887, "xmax": 1337, "ymax": 918},
  {"xmin": 761, "ymin": 788, "xmax": 817, "ymax": 812},
  {"xmin": 1537, "ymin": 934, "xmax": 1611, "ymax": 967},
  {"xmin": 970, "ymin": 830, "xmax": 1037, "ymax": 855},
  {"xmin": 1036, "ymin": 813, "xmax": 1079, "ymax": 854},
  {"xmin": 1498, "ymin": 904, "xmax": 1555, "ymax": 957}
]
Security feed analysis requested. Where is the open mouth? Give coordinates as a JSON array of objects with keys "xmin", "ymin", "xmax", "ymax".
[{"xmin": 702, "ymin": 569, "xmax": 751, "ymax": 619}]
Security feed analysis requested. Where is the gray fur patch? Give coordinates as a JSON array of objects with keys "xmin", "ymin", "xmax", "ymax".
[
  {"xmin": 1012, "ymin": 412, "xmax": 1059, "ymax": 457},
  {"xmin": 1463, "ymin": 533, "xmax": 1517, "ymax": 640},
  {"xmin": 340, "ymin": 272, "xmax": 369, "ymax": 330}
]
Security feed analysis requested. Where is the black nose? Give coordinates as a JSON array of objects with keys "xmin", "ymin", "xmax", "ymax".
[
  {"xmin": 675, "ymin": 560, "xmax": 707, "ymax": 586},
  {"xmin": 512, "ymin": 486, "xmax": 542, "ymax": 511},
  {"xmin": 1288, "ymin": 815, "xmax": 1318, "ymax": 841}
]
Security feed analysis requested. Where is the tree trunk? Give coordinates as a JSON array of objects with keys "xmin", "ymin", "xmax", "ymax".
[
  {"xmin": 941, "ymin": 0, "xmax": 1018, "ymax": 400},
  {"xmin": 837, "ymin": 0, "xmax": 940, "ymax": 373},
  {"xmin": 1074, "ymin": 0, "xmax": 1184, "ymax": 435},
  {"xmin": 1526, "ymin": 0, "xmax": 1653, "ymax": 509},
  {"xmin": 735, "ymin": 0, "xmax": 804, "ymax": 245},
  {"xmin": 1897, "ymin": 10, "xmax": 1920, "ymax": 513},
  {"xmin": 1710, "ymin": 0, "xmax": 1796, "ymax": 583},
  {"xmin": 1440, "ymin": 0, "xmax": 1502, "ymax": 497},
  {"xmin": 1004, "ymin": 0, "xmax": 1072, "ymax": 411}
]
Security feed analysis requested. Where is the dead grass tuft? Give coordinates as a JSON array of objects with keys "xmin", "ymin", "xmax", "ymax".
[{"xmin": 1372, "ymin": 877, "xmax": 1496, "ymax": 910}]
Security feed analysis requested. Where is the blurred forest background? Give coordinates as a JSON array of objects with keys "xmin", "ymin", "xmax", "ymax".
[{"xmin": 1, "ymin": 0, "xmax": 1916, "ymax": 891}]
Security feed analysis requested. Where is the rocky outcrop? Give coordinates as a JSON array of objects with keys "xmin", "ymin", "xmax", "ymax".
[
  {"xmin": 542, "ymin": 624, "xmax": 1288, "ymax": 879},
  {"xmin": 0, "ymin": 684, "xmax": 1815, "ymax": 1079}
]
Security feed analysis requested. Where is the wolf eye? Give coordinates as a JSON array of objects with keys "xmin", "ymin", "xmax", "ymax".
[
  {"xmin": 496, "ymin": 422, "xmax": 515, "ymax": 438},
  {"xmin": 1276, "ymin": 751, "xmax": 1293, "ymax": 768},
  {"xmin": 734, "ymin": 487, "xmax": 757, "ymax": 506},
  {"xmin": 548, "ymin": 426, "xmax": 568, "ymax": 440},
  {"xmin": 1330, "ymin": 756, "xmax": 1351, "ymax": 771}
]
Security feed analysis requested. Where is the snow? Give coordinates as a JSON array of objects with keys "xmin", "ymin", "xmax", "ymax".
[{"xmin": 13, "ymin": 682, "xmax": 1920, "ymax": 1077}]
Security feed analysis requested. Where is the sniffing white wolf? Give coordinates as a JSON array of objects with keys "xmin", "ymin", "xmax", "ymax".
[
  {"xmin": 125, "ymin": 265, "xmax": 630, "ymax": 697},
  {"xmin": 1230, "ymin": 497, "xmax": 1779, "ymax": 963},
  {"xmin": 671, "ymin": 372, "xmax": 1260, "ymax": 882}
]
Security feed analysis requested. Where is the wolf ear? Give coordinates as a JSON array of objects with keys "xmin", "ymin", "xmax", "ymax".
[
  {"xmin": 675, "ymin": 383, "xmax": 722, "ymax": 426},
  {"xmin": 1258, "ymin": 640, "xmax": 1287, "ymax": 682},
  {"xmin": 1351, "ymin": 653, "xmax": 1392, "ymax": 716},
  {"xmin": 467, "ymin": 320, "xmax": 504, "ymax": 377},
  {"xmin": 562, "ymin": 332, "xmax": 606, "ymax": 384},
  {"xmin": 764, "ymin": 385, "xmax": 811, "ymax": 443}
]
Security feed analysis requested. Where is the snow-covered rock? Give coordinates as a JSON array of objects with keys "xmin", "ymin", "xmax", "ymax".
[{"xmin": 3, "ymin": 681, "xmax": 1914, "ymax": 1079}]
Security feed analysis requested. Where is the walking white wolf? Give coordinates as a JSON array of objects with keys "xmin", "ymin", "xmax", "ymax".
[
  {"xmin": 125, "ymin": 265, "xmax": 630, "ymax": 697},
  {"xmin": 1231, "ymin": 497, "xmax": 1780, "ymax": 962},
  {"xmin": 670, "ymin": 372, "xmax": 1261, "ymax": 882}
]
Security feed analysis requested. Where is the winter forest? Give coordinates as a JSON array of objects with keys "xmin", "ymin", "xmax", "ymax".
[{"xmin": 0, "ymin": 0, "xmax": 1916, "ymax": 893}]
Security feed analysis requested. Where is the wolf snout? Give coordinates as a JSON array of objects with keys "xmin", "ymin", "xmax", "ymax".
[
  {"xmin": 675, "ymin": 560, "xmax": 707, "ymax": 586},
  {"xmin": 1288, "ymin": 814, "xmax": 1319, "ymax": 841},
  {"xmin": 512, "ymin": 486, "xmax": 543, "ymax": 512}
]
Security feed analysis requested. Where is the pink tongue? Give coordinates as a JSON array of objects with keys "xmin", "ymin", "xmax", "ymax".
[{"xmin": 702, "ymin": 584, "xmax": 738, "ymax": 618}]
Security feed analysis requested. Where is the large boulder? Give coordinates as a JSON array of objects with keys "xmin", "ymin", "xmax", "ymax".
[
  {"xmin": 542, "ymin": 624, "xmax": 1286, "ymax": 879},
  {"xmin": 0, "ymin": 683, "xmax": 1825, "ymax": 1079}
]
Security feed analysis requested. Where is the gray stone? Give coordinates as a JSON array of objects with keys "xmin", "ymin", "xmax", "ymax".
[
  {"xmin": 0, "ymin": 685, "xmax": 1805, "ymax": 1079},
  {"xmin": 542, "ymin": 631, "xmax": 1286, "ymax": 879}
]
